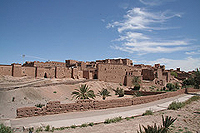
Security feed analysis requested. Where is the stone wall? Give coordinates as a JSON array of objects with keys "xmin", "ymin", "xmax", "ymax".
[{"xmin": 16, "ymin": 88, "xmax": 199, "ymax": 118}]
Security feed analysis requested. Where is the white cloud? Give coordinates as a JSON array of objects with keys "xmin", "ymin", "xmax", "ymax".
[
  {"xmin": 136, "ymin": 57, "xmax": 200, "ymax": 71},
  {"xmin": 185, "ymin": 50, "xmax": 200, "ymax": 55},
  {"xmin": 108, "ymin": 7, "xmax": 188, "ymax": 55},
  {"xmin": 107, "ymin": 8, "xmax": 181, "ymax": 33},
  {"xmin": 139, "ymin": 0, "xmax": 176, "ymax": 6}
]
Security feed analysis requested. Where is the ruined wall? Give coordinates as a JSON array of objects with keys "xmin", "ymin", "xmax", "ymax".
[
  {"xmin": 12, "ymin": 64, "xmax": 22, "ymax": 77},
  {"xmin": 22, "ymin": 67, "xmax": 35, "ymax": 77},
  {"xmin": 16, "ymin": 88, "xmax": 199, "ymax": 118},
  {"xmin": 0, "ymin": 65, "xmax": 12, "ymax": 76}
]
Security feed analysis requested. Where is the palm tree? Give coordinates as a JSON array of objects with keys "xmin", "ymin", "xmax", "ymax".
[
  {"xmin": 98, "ymin": 88, "xmax": 111, "ymax": 100},
  {"xmin": 132, "ymin": 76, "xmax": 141, "ymax": 90},
  {"xmin": 71, "ymin": 84, "xmax": 95, "ymax": 100}
]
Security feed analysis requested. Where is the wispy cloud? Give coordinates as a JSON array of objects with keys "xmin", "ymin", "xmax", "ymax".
[
  {"xmin": 107, "ymin": 8, "xmax": 182, "ymax": 32},
  {"xmin": 185, "ymin": 50, "xmax": 200, "ymax": 55},
  {"xmin": 107, "ymin": 7, "xmax": 188, "ymax": 55},
  {"xmin": 139, "ymin": 0, "xmax": 176, "ymax": 6},
  {"xmin": 135, "ymin": 57, "xmax": 200, "ymax": 71}
]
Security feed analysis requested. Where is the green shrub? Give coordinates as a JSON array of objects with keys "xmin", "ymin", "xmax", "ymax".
[
  {"xmin": 35, "ymin": 127, "xmax": 43, "ymax": 133},
  {"xmin": 50, "ymin": 127, "xmax": 54, "ymax": 132},
  {"xmin": 134, "ymin": 84, "xmax": 140, "ymax": 90},
  {"xmin": 53, "ymin": 91, "xmax": 57, "ymax": 93},
  {"xmin": 0, "ymin": 124, "xmax": 13, "ymax": 133},
  {"xmin": 70, "ymin": 125, "xmax": 76, "ymax": 129},
  {"xmin": 168, "ymin": 101, "xmax": 185, "ymax": 110},
  {"xmin": 104, "ymin": 116, "xmax": 123, "ymax": 124},
  {"xmin": 113, "ymin": 88, "xmax": 124, "ymax": 97},
  {"xmin": 45, "ymin": 125, "xmax": 50, "ymax": 131},
  {"xmin": 166, "ymin": 83, "xmax": 175, "ymax": 91},
  {"xmin": 184, "ymin": 96, "xmax": 200, "ymax": 105},
  {"xmin": 80, "ymin": 123, "xmax": 88, "ymax": 127},
  {"xmin": 137, "ymin": 115, "xmax": 177, "ymax": 133},
  {"xmin": 142, "ymin": 110, "xmax": 153, "ymax": 116},
  {"xmin": 88, "ymin": 122, "xmax": 94, "ymax": 126},
  {"xmin": 134, "ymin": 91, "xmax": 142, "ymax": 97},
  {"xmin": 125, "ymin": 117, "xmax": 131, "ymax": 121}
]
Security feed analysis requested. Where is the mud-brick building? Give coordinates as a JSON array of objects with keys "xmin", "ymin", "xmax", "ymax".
[{"xmin": 0, "ymin": 58, "xmax": 188, "ymax": 88}]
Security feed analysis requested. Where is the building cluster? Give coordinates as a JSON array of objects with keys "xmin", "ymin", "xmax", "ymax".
[{"xmin": 0, "ymin": 58, "xmax": 190, "ymax": 89}]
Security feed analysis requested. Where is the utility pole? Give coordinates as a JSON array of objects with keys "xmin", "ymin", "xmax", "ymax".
[{"xmin": 22, "ymin": 55, "xmax": 25, "ymax": 65}]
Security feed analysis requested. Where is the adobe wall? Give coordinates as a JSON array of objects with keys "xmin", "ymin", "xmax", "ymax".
[
  {"xmin": 0, "ymin": 65, "xmax": 12, "ymax": 76},
  {"xmin": 83, "ymin": 71, "xmax": 93, "ymax": 79},
  {"xmin": 12, "ymin": 64, "xmax": 22, "ymax": 77},
  {"xmin": 36, "ymin": 67, "xmax": 45, "ymax": 77},
  {"xmin": 142, "ymin": 69, "xmax": 154, "ymax": 81},
  {"xmin": 44, "ymin": 67, "xmax": 55, "ymax": 78},
  {"xmin": 98, "ymin": 64, "xmax": 140, "ymax": 85},
  {"xmin": 16, "ymin": 88, "xmax": 199, "ymax": 118},
  {"xmin": 22, "ymin": 67, "xmax": 35, "ymax": 77}
]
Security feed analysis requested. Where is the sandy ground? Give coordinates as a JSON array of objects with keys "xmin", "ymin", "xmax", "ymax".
[
  {"xmin": 0, "ymin": 76, "xmax": 130, "ymax": 119},
  {"xmin": 33, "ymin": 100, "xmax": 199, "ymax": 133}
]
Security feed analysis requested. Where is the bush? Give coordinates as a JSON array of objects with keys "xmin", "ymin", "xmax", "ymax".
[
  {"xmin": 134, "ymin": 84, "xmax": 140, "ymax": 90},
  {"xmin": 0, "ymin": 124, "xmax": 13, "ymax": 133},
  {"xmin": 113, "ymin": 88, "xmax": 124, "ymax": 97},
  {"xmin": 137, "ymin": 115, "xmax": 177, "ymax": 133},
  {"xmin": 80, "ymin": 123, "xmax": 88, "ymax": 127},
  {"xmin": 184, "ymin": 96, "xmax": 200, "ymax": 105},
  {"xmin": 35, "ymin": 127, "xmax": 43, "ymax": 133},
  {"xmin": 166, "ymin": 83, "xmax": 175, "ymax": 91},
  {"xmin": 70, "ymin": 125, "xmax": 76, "ymax": 129},
  {"xmin": 45, "ymin": 125, "xmax": 50, "ymax": 131},
  {"xmin": 142, "ymin": 110, "xmax": 153, "ymax": 116},
  {"xmin": 88, "ymin": 122, "xmax": 94, "ymax": 126},
  {"xmin": 168, "ymin": 101, "xmax": 185, "ymax": 110},
  {"xmin": 104, "ymin": 116, "xmax": 123, "ymax": 124}
]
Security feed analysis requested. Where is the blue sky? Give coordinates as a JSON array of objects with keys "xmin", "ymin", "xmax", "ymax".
[{"xmin": 0, "ymin": 0, "xmax": 200, "ymax": 71}]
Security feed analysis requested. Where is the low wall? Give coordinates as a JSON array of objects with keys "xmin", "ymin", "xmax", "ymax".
[
  {"xmin": 16, "ymin": 88, "xmax": 199, "ymax": 118},
  {"xmin": 124, "ymin": 90, "xmax": 165, "ymax": 96}
]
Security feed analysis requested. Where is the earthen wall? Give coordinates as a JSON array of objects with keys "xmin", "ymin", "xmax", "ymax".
[
  {"xmin": 21, "ymin": 67, "xmax": 35, "ymax": 77},
  {"xmin": 12, "ymin": 64, "xmax": 22, "ymax": 77},
  {"xmin": 0, "ymin": 65, "xmax": 12, "ymax": 76},
  {"xmin": 16, "ymin": 88, "xmax": 199, "ymax": 118}
]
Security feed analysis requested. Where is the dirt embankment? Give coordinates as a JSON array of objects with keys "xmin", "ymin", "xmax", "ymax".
[{"xmin": 0, "ymin": 76, "xmax": 129, "ymax": 119}]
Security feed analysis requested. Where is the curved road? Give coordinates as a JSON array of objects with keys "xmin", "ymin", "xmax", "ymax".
[{"xmin": 9, "ymin": 92, "xmax": 199, "ymax": 130}]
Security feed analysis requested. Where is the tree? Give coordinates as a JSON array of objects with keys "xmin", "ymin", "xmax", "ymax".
[
  {"xmin": 170, "ymin": 71, "xmax": 177, "ymax": 78},
  {"xmin": 182, "ymin": 69, "xmax": 200, "ymax": 89},
  {"xmin": 132, "ymin": 76, "xmax": 141, "ymax": 90},
  {"xmin": 166, "ymin": 83, "xmax": 175, "ymax": 91},
  {"xmin": 193, "ymin": 69, "xmax": 200, "ymax": 89},
  {"xmin": 113, "ymin": 87, "xmax": 124, "ymax": 97},
  {"xmin": 71, "ymin": 84, "xmax": 95, "ymax": 100},
  {"xmin": 98, "ymin": 88, "xmax": 111, "ymax": 100}
]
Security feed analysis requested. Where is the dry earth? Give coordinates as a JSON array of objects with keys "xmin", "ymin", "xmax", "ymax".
[{"xmin": 0, "ymin": 76, "xmax": 130, "ymax": 119}]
